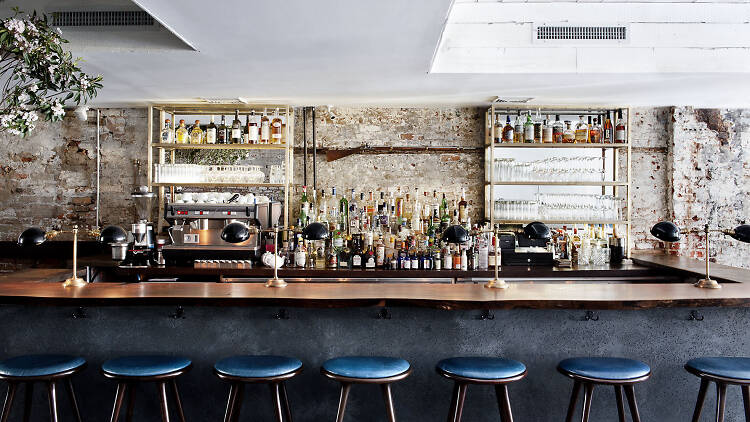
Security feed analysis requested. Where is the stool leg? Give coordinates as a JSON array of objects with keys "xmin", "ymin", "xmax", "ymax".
[
  {"xmin": 232, "ymin": 383, "xmax": 244, "ymax": 422},
  {"xmin": 614, "ymin": 385, "xmax": 625, "ymax": 422},
  {"xmin": 692, "ymin": 379, "xmax": 710, "ymax": 422},
  {"xmin": 170, "ymin": 379, "xmax": 186, "ymax": 422},
  {"xmin": 46, "ymin": 381, "xmax": 58, "ymax": 422},
  {"xmin": 223, "ymin": 383, "xmax": 239, "ymax": 422},
  {"xmin": 624, "ymin": 385, "xmax": 641, "ymax": 422},
  {"xmin": 495, "ymin": 384, "xmax": 513, "ymax": 422},
  {"xmin": 270, "ymin": 383, "xmax": 283, "ymax": 422},
  {"xmin": 280, "ymin": 382, "xmax": 293, "ymax": 422},
  {"xmin": 109, "ymin": 383, "xmax": 127, "ymax": 422},
  {"xmin": 158, "ymin": 381, "xmax": 170, "ymax": 422},
  {"xmin": 565, "ymin": 380, "xmax": 581, "ymax": 422},
  {"xmin": 716, "ymin": 383, "xmax": 727, "ymax": 422},
  {"xmin": 1, "ymin": 382, "xmax": 17, "ymax": 422},
  {"xmin": 447, "ymin": 382, "xmax": 460, "ymax": 422},
  {"xmin": 381, "ymin": 384, "xmax": 397, "ymax": 422},
  {"xmin": 741, "ymin": 385, "xmax": 750, "ymax": 422},
  {"xmin": 64, "ymin": 378, "xmax": 83, "ymax": 422},
  {"xmin": 22, "ymin": 382, "xmax": 33, "ymax": 422},
  {"xmin": 125, "ymin": 383, "xmax": 135, "ymax": 422},
  {"xmin": 454, "ymin": 383, "xmax": 468, "ymax": 422},
  {"xmin": 581, "ymin": 383, "xmax": 594, "ymax": 422},
  {"xmin": 335, "ymin": 383, "xmax": 351, "ymax": 422}
]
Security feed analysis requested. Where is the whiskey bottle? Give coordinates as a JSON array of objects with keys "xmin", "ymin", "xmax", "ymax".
[
  {"xmin": 502, "ymin": 116, "xmax": 514, "ymax": 143},
  {"xmin": 603, "ymin": 112, "xmax": 613, "ymax": 144},
  {"xmin": 589, "ymin": 116, "xmax": 602, "ymax": 143},
  {"xmin": 563, "ymin": 121, "xmax": 575, "ymax": 143},
  {"xmin": 247, "ymin": 111, "xmax": 259, "ymax": 144},
  {"xmin": 299, "ymin": 186, "xmax": 310, "ymax": 224},
  {"xmin": 574, "ymin": 116, "xmax": 588, "ymax": 143},
  {"xmin": 615, "ymin": 109, "xmax": 626, "ymax": 144},
  {"xmin": 190, "ymin": 120, "xmax": 203, "ymax": 144},
  {"xmin": 260, "ymin": 112, "xmax": 270, "ymax": 144},
  {"xmin": 231, "ymin": 110, "xmax": 242, "ymax": 144},
  {"xmin": 160, "ymin": 119, "xmax": 173, "ymax": 143},
  {"xmin": 552, "ymin": 115, "xmax": 564, "ymax": 143},
  {"xmin": 533, "ymin": 112, "xmax": 543, "ymax": 143},
  {"xmin": 205, "ymin": 116, "xmax": 217, "ymax": 144},
  {"xmin": 458, "ymin": 188, "xmax": 468, "ymax": 225},
  {"xmin": 217, "ymin": 115, "xmax": 227, "ymax": 144},
  {"xmin": 523, "ymin": 112, "xmax": 534, "ymax": 143},
  {"xmin": 542, "ymin": 117, "xmax": 553, "ymax": 143},
  {"xmin": 175, "ymin": 119, "xmax": 188, "ymax": 144},
  {"xmin": 242, "ymin": 114, "xmax": 251, "ymax": 144},
  {"xmin": 493, "ymin": 114, "xmax": 502, "ymax": 143},
  {"xmin": 271, "ymin": 108, "xmax": 283, "ymax": 144},
  {"xmin": 513, "ymin": 112, "xmax": 523, "ymax": 143}
]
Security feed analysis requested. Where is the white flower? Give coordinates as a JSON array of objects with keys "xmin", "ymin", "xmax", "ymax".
[
  {"xmin": 48, "ymin": 64, "xmax": 58, "ymax": 75},
  {"xmin": 28, "ymin": 84, "xmax": 37, "ymax": 93},
  {"xmin": 25, "ymin": 22, "xmax": 36, "ymax": 34},
  {"xmin": 55, "ymin": 27, "xmax": 62, "ymax": 36},
  {"xmin": 18, "ymin": 92, "xmax": 30, "ymax": 103},
  {"xmin": 79, "ymin": 77, "xmax": 90, "ymax": 90},
  {"xmin": 6, "ymin": 18, "xmax": 25, "ymax": 34},
  {"xmin": 51, "ymin": 101, "xmax": 64, "ymax": 118},
  {"xmin": 22, "ymin": 111, "xmax": 38, "ymax": 122}
]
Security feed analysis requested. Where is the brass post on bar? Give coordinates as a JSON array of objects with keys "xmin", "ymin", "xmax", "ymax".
[
  {"xmin": 694, "ymin": 224, "xmax": 720, "ymax": 289},
  {"xmin": 62, "ymin": 225, "xmax": 87, "ymax": 288},
  {"xmin": 266, "ymin": 225, "xmax": 287, "ymax": 288},
  {"xmin": 485, "ymin": 226, "xmax": 512, "ymax": 290}
]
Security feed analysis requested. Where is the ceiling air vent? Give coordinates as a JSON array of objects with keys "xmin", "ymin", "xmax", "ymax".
[
  {"xmin": 52, "ymin": 11, "xmax": 155, "ymax": 27},
  {"xmin": 533, "ymin": 24, "xmax": 629, "ymax": 45}
]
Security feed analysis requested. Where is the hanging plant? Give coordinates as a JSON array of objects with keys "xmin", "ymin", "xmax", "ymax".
[{"xmin": 0, "ymin": 8, "xmax": 102, "ymax": 136}]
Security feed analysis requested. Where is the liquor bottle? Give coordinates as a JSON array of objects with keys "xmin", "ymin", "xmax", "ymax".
[
  {"xmin": 160, "ymin": 119, "xmax": 173, "ymax": 143},
  {"xmin": 294, "ymin": 235, "xmax": 307, "ymax": 267},
  {"xmin": 175, "ymin": 119, "xmax": 188, "ymax": 144},
  {"xmin": 458, "ymin": 188, "xmax": 468, "ymax": 226},
  {"xmin": 502, "ymin": 115, "xmax": 514, "ymax": 143},
  {"xmin": 215, "ymin": 115, "xmax": 227, "ymax": 144},
  {"xmin": 231, "ymin": 110, "xmax": 242, "ymax": 144},
  {"xmin": 367, "ymin": 191, "xmax": 376, "ymax": 218},
  {"xmin": 478, "ymin": 235, "xmax": 489, "ymax": 270},
  {"xmin": 615, "ymin": 109, "xmax": 626, "ymax": 144},
  {"xmin": 350, "ymin": 235, "xmax": 362, "ymax": 268},
  {"xmin": 271, "ymin": 108, "xmax": 283, "ymax": 144},
  {"xmin": 315, "ymin": 244, "xmax": 326, "ymax": 269},
  {"xmin": 574, "ymin": 115, "xmax": 588, "ymax": 143},
  {"xmin": 603, "ymin": 111, "xmax": 613, "ymax": 144},
  {"xmin": 443, "ymin": 244, "xmax": 452, "ymax": 270},
  {"xmin": 349, "ymin": 190, "xmax": 360, "ymax": 233},
  {"xmin": 247, "ymin": 111, "xmax": 259, "ymax": 144},
  {"xmin": 299, "ymin": 186, "xmax": 310, "ymax": 225},
  {"xmin": 493, "ymin": 114, "xmax": 502, "ymax": 143},
  {"xmin": 317, "ymin": 190, "xmax": 328, "ymax": 224},
  {"xmin": 375, "ymin": 231, "xmax": 385, "ymax": 268},
  {"xmin": 563, "ymin": 121, "xmax": 575, "ymax": 143},
  {"xmin": 533, "ymin": 111, "xmax": 543, "ymax": 143},
  {"xmin": 260, "ymin": 112, "xmax": 270, "ymax": 144},
  {"xmin": 513, "ymin": 112, "xmax": 523, "ymax": 143},
  {"xmin": 552, "ymin": 115, "xmax": 563, "ymax": 143},
  {"xmin": 338, "ymin": 239, "xmax": 351, "ymax": 269},
  {"xmin": 242, "ymin": 114, "xmax": 251, "ymax": 144},
  {"xmin": 339, "ymin": 190, "xmax": 349, "ymax": 232},
  {"xmin": 542, "ymin": 116, "xmax": 553, "ymax": 143},
  {"xmin": 190, "ymin": 120, "xmax": 203, "ymax": 144},
  {"xmin": 439, "ymin": 193, "xmax": 450, "ymax": 224},
  {"xmin": 364, "ymin": 233, "xmax": 376, "ymax": 269},
  {"xmin": 523, "ymin": 112, "xmax": 534, "ymax": 143},
  {"xmin": 205, "ymin": 116, "xmax": 217, "ymax": 144},
  {"xmin": 460, "ymin": 246, "xmax": 468, "ymax": 271},
  {"xmin": 589, "ymin": 116, "xmax": 602, "ymax": 143},
  {"xmin": 329, "ymin": 187, "xmax": 339, "ymax": 228},
  {"xmin": 326, "ymin": 240, "xmax": 338, "ymax": 268},
  {"xmin": 433, "ymin": 248, "xmax": 442, "ymax": 270},
  {"xmin": 452, "ymin": 246, "xmax": 461, "ymax": 270}
]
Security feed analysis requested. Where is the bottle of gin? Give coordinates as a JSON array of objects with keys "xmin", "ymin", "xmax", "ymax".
[
  {"xmin": 160, "ymin": 119, "xmax": 173, "ymax": 143},
  {"xmin": 205, "ymin": 116, "xmax": 217, "ymax": 144}
]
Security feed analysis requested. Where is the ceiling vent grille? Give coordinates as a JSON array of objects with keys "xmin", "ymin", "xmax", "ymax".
[
  {"xmin": 533, "ymin": 25, "xmax": 629, "ymax": 45},
  {"xmin": 52, "ymin": 11, "xmax": 154, "ymax": 27}
]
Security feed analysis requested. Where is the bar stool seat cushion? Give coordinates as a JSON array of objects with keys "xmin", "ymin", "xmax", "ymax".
[
  {"xmin": 437, "ymin": 357, "xmax": 526, "ymax": 380},
  {"xmin": 0, "ymin": 354, "xmax": 85, "ymax": 378},
  {"xmin": 215, "ymin": 355, "xmax": 302, "ymax": 379},
  {"xmin": 102, "ymin": 355, "xmax": 191, "ymax": 378},
  {"xmin": 686, "ymin": 357, "xmax": 750, "ymax": 381},
  {"xmin": 323, "ymin": 356, "xmax": 410, "ymax": 379},
  {"xmin": 558, "ymin": 357, "xmax": 650, "ymax": 381}
]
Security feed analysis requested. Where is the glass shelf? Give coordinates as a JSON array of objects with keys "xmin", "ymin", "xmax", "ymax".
[
  {"xmin": 488, "ymin": 143, "xmax": 628, "ymax": 148},
  {"xmin": 487, "ymin": 181, "xmax": 628, "ymax": 186},
  {"xmin": 152, "ymin": 143, "xmax": 287, "ymax": 150},
  {"xmin": 152, "ymin": 182, "xmax": 285, "ymax": 188}
]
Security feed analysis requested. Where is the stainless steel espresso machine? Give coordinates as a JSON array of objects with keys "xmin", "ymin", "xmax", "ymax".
[{"xmin": 162, "ymin": 199, "xmax": 282, "ymax": 266}]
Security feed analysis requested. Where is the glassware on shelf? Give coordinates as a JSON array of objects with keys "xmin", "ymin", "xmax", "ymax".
[
  {"xmin": 269, "ymin": 165, "xmax": 285, "ymax": 184},
  {"xmin": 493, "ymin": 157, "xmax": 607, "ymax": 182},
  {"xmin": 493, "ymin": 193, "xmax": 622, "ymax": 222},
  {"xmin": 153, "ymin": 164, "xmax": 267, "ymax": 185}
]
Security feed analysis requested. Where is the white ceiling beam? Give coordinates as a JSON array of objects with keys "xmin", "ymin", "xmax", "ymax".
[{"xmin": 450, "ymin": 2, "xmax": 750, "ymax": 23}]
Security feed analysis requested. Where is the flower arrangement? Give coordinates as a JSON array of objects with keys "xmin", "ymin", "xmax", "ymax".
[{"xmin": 0, "ymin": 8, "xmax": 102, "ymax": 136}]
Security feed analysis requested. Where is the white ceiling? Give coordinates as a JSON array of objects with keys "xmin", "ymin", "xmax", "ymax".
[{"xmin": 3, "ymin": 0, "xmax": 750, "ymax": 107}]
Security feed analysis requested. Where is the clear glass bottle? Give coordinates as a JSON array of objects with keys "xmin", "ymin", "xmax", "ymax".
[
  {"xmin": 563, "ymin": 121, "xmax": 575, "ymax": 143},
  {"xmin": 271, "ymin": 108, "xmax": 283, "ymax": 144},
  {"xmin": 615, "ymin": 109, "xmax": 627, "ymax": 144},
  {"xmin": 493, "ymin": 114, "xmax": 502, "ymax": 143},
  {"xmin": 513, "ymin": 112, "xmax": 523, "ymax": 143},
  {"xmin": 175, "ymin": 119, "xmax": 188, "ymax": 144},
  {"xmin": 217, "ymin": 115, "xmax": 227, "ymax": 144},
  {"xmin": 523, "ymin": 112, "xmax": 534, "ymax": 143},
  {"xmin": 205, "ymin": 115, "xmax": 217, "ymax": 144},
  {"xmin": 189, "ymin": 120, "xmax": 203, "ymax": 144},
  {"xmin": 603, "ymin": 111, "xmax": 613, "ymax": 144},
  {"xmin": 552, "ymin": 115, "xmax": 563, "ymax": 143},
  {"xmin": 299, "ymin": 186, "xmax": 310, "ymax": 225},
  {"xmin": 247, "ymin": 111, "xmax": 259, "ymax": 144},
  {"xmin": 542, "ymin": 116, "xmax": 553, "ymax": 143},
  {"xmin": 574, "ymin": 115, "xmax": 588, "ymax": 143},
  {"xmin": 160, "ymin": 119, "xmax": 173, "ymax": 144},
  {"xmin": 589, "ymin": 116, "xmax": 602, "ymax": 143},
  {"xmin": 260, "ymin": 112, "xmax": 270, "ymax": 144},
  {"xmin": 533, "ymin": 111, "xmax": 543, "ymax": 143},
  {"xmin": 502, "ymin": 115, "xmax": 514, "ymax": 143},
  {"xmin": 231, "ymin": 109, "xmax": 242, "ymax": 144}
]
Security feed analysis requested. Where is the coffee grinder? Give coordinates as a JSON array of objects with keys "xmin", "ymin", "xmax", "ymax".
[{"xmin": 127, "ymin": 187, "xmax": 156, "ymax": 266}]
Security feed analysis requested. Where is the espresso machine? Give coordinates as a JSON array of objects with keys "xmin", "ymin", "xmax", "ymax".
[
  {"xmin": 162, "ymin": 199, "xmax": 281, "ymax": 266},
  {"xmin": 121, "ymin": 188, "xmax": 156, "ymax": 267}
]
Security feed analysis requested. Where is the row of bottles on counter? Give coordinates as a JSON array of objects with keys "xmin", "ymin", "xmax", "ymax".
[
  {"xmin": 160, "ymin": 109, "xmax": 285, "ymax": 145},
  {"xmin": 281, "ymin": 221, "xmax": 623, "ymax": 271},
  {"xmin": 493, "ymin": 110, "xmax": 626, "ymax": 144},
  {"xmin": 297, "ymin": 186, "xmax": 472, "ymax": 237}
]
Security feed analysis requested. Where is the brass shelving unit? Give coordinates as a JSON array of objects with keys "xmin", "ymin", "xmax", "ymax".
[
  {"xmin": 485, "ymin": 104, "xmax": 632, "ymax": 257},
  {"xmin": 147, "ymin": 103, "xmax": 294, "ymax": 231}
]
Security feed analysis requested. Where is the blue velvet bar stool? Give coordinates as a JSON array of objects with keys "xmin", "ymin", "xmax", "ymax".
[
  {"xmin": 214, "ymin": 355, "xmax": 302, "ymax": 422},
  {"xmin": 436, "ymin": 357, "xmax": 527, "ymax": 422},
  {"xmin": 321, "ymin": 356, "xmax": 411, "ymax": 422},
  {"xmin": 558, "ymin": 357, "xmax": 651, "ymax": 422},
  {"xmin": 685, "ymin": 357, "xmax": 750, "ymax": 422},
  {"xmin": 0, "ymin": 354, "xmax": 86, "ymax": 422},
  {"xmin": 102, "ymin": 355, "xmax": 191, "ymax": 422}
]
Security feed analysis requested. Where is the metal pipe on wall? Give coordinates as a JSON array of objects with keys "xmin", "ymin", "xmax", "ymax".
[
  {"xmin": 312, "ymin": 107, "xmax": 317, "ymax": 192},
  {"xmin": 302, "ymin": 107, "xmax": 307, "ymax": 187},
  {"xmin": 95, "ymin": 109, "xmax": 101, "ymax": 229}
]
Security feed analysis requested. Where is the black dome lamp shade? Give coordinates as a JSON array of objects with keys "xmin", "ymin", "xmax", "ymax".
[
  {"xmin": 18, "ymin": 227, "xmax": 47, "ymax": 247},
  {"xmin": 729, "ymin": 224, "xmax": 750, "ymax": 243},
  {"xmin": 524, "ymin": 221, "xmax": 551, "ymax": 240},
  {"xmin": 302, "ymin": 222, "xmax": 329, "ymax": 241},
  {"xmin": 650, "ymin": 221, "xmax": 681, "ymax": 243},
  {"xmin": 99, "ymin": 225, "xmax": 127, "ymax": 244},
  {"xmin": 221, "ymin": 222, "xmax": 251, "ymax": 244},
  {"xmin": 442, "ymin": 225, "xmax": 470, "ymax": 244}
]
